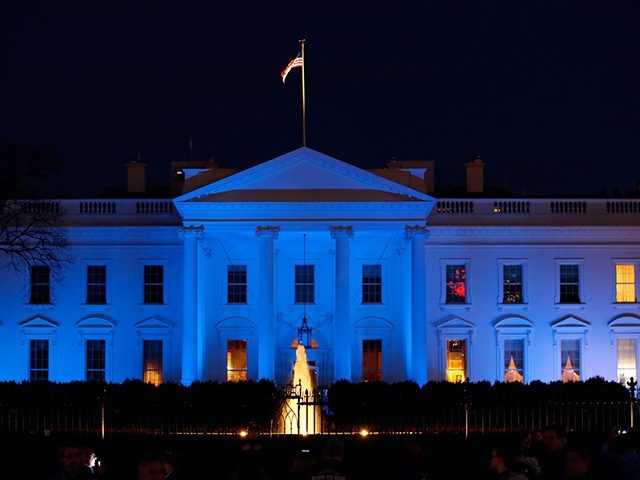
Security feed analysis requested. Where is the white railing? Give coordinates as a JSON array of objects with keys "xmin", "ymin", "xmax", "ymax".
[{"xmin": 431, "ymin": 198, "xmax": 640, "ymax": 226}]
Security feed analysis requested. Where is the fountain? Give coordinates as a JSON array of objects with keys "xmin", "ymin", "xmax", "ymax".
[{"xmin": 280, "ymin": 344, "xmax": 322, "ymax": 434}]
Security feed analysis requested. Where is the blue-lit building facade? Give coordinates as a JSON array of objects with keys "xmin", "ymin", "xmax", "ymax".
[{"xmin": 1, "ymin": 147, "xmax": 639, "ymax": 387}]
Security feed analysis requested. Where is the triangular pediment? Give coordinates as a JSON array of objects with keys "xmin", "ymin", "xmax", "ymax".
[
  {"xmin": 551, "ymin": 315, "xmax": 590, "ymax": 330},
  {"xmin": 175, "ymin": 147, "xmax": 432, "ymax": 203},
  {"xmin": 134, "ymin": 316, "xmax": 175, "ymax": 330},
  {"xmin": 437, "ymin": 316, "xmax": 476, "ymax": 331},
  {"xmin": 19, "ymin": 315, "xmax": 59, "ymax": 329}
]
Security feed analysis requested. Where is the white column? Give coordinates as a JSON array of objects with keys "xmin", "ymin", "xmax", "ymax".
[
  {"xmin": 196, "ymin": 238, "xmax": 210, "ymax": 381},
  {"xmin": 256, "ymin": 226, "xmax": 279, "ymax": 380},
  {"xmin": 406, "ymin": 225, "xmax": 428, "ymax": 385},
  {"xmin": 179, "ymin": 225, "xmax": 203, "ymax": 385},
  {"xmin": 331, "ymin": 226, "xmax": 353, "ymax": 381}
]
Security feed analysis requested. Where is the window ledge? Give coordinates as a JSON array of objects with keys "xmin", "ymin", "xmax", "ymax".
[
  {"xmin": 225, "ymin": 303, "xmax": 249, "ymax": 306},
  {"xmin": 612, "ymin": 302, "xmax": 640, "ymax": 309},
  {"xmin": 81, "ymin": 303, "xmax": 112, "ymax": 310},
  {"xmin": 555, "ymin": 303, "xmax": 586, "ymax": 310},
  {"xmin": 24, "ymin": 303, "xmax": 54, "ymax": 310},
  {"xmin": 138, "ymin": 304, "xmax": 168, "ymax": 310},
  {"xmin": 440, "ymin": 303, "xmax": 472, "ymax": 312},
  {"xmin": 498, "ymin": 303, "xmax": 529, "ymax": 312}
]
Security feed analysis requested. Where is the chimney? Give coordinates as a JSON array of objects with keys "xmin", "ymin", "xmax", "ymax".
[
  {"xmin": 126, "ymin": 153, "xmax": 147, "ymax": 193},
  {"xmin": 465, "ymin": 155, "xmax": 485, "ymax": 193},
  {"xmin": 424, "ymin": 160, "xmax": 435, "ymax": 193}
]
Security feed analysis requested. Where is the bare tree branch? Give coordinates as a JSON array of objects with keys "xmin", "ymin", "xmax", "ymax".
[{"xmin": 0, "ymin": 141, "xmax": 69, "ymax": 279}]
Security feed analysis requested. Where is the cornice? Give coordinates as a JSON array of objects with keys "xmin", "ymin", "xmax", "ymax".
[
  {"xmin": 178, "ymin": 201, "xmax": 432, "ymax": 211},
  {"xmin": 66, "ymin": 226, "xmax": 181, "ymax": 242},
  {"xmin": 426, "ymin": 226, "xmax": 640, "ymax": 244}
]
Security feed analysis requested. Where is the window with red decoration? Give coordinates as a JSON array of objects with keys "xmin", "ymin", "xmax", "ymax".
[{"xmin": 446, "ymin": 264, "xmax": 467, "ymax": 303}]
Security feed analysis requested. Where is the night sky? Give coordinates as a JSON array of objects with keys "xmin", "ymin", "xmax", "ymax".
[{"xmin": 1, "ymin": 2, "xmax": 639, "ymax": 196}]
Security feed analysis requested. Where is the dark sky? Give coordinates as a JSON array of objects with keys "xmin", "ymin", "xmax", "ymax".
[{"xmin": 1, "ymin": 1, "xmax": 639, "ymax": 196}]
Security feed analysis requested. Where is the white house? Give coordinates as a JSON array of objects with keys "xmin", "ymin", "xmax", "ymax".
[{"xmin": 1, "ymin": 147, "xmax": 639, "ymax": 387}]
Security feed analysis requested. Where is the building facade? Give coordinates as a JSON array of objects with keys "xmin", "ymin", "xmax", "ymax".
[{"xmin": 1, "ymin": 147, "xmax": 639, "ymax": 387}]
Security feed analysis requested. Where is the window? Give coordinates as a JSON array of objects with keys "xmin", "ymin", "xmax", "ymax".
[
  {"xmin": 86, "ymin": 265, "xmax": 107, "ymax": 304},
  {"xmin": 362, "ymin": 265, "xmax": 382, "ymax": 304},
  {"xmin": 617, "ymin": 339, "xmax": 637, "ymax": 384},
  {"xmin": 445, "ymin": 264, "xmax": 467, "ymax": 304},
  {"xmin": 227, "ymin": 265, "xmax": 247, "ymax": 304},
  {"xmin": 29, "ymin": 266, "xmax": 50, "ymax": 304},
  {"xmin": 362, "ymin": 339, "xmax": 382, "ymax": 381},
  {"xmin": 144, "ymin": 265, "xmax": 164, "ymax": 304},
  {"xmin": 143, "ymin": 340, "xmax": 163, "ymax": 386},
  {"xmin": 502, "ymin": 264, "xmax": 523, "ymax": 304},
  {"xmin": 295, "ymin": 265, "xmax": 314, "ymax": 304},
  {"xmin": 446, "ymin": 339, "xmax": 467, "ymax": 382},
  {"xmin": 29, "ymin": 339, "xmax": 49, "ymax": 382},
  {"xmin": 559, "ymin": 264, "xmax": 580, "ymax": 303},
  {"xmin": 616, "ymin": 264, "xmax": 636, "ymax": 303},
  {"xmin": 504, "ymin": 339, "xmax": 524, "ymax": 382},
  {"xmin": 86, "ymin": 339, "xmax": 106, "ymax": 382},
  {"xmin": 560, "ymin": 339, "xmax": 581, "ymax": 382},
  {"xmin": 227, "ymin": 339, "xmax": 247, "ymax": 382}
]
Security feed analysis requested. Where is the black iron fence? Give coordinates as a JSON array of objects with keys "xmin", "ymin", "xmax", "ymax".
[{"xmin": 0, "ymin": 379, "xmax": 633, "ymax": 437}]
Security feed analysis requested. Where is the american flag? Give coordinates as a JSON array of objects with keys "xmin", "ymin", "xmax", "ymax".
[{"xmin": 281, "ymin": 52, "xmax": 303, "ymax": 83}]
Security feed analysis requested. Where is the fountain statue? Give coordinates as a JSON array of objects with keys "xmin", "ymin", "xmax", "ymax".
[
  {"xmin": 504, "ymin": 355, "xmax": 524, "ymax": 383},
  {"xmin": 280, "ymin": 344, "xmax": 322, "ymax": 434},
  {"xmin": 561, "ymin": 355, "xmax": 581, "ymax": 383}
]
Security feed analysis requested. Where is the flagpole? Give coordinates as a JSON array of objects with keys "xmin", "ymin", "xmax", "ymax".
[{"xmin": 300, "ymin": 38, "xmax": 306, "ymax": 147}]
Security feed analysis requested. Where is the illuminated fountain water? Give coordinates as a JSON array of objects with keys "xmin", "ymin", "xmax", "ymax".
[{"xmin": 280, "ymin": 344, "xmax": 322, "ymax": 434}]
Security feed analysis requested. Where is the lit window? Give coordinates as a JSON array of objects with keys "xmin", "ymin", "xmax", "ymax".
[
  {"xmin": 362, "ymin": 339, "xmax": 382, "ymax": 382},
  {"xmin": 362, "ymin": 265, "xmax": 382, "ymax": 304},
  {"xmin": 29, "ymin": 339, "xmax": 49, "ymax": 382},
  {"xmin": 559, "ymin": 265, "xmax": 580, "ymax": 303},
  {"xmin": 227, "ymin": 339, "xmax": 247, "ymax": 382},
  {"xmin": 502, "ymin": 265, "xmax": 523, "ymax": 304},
  {"xmin": 143, "ymin": 340, "xmax": 163, "ymax": 386},
  {"xmin": 144, "ymin": 265, "xmax": 164, "ymax": 304},
  {"xmin": 617, "ymin": 338, "xmax": 637, "ymax": 384},
  {"xmin": 503, "ymin": 339, "xmax": 524, "ymax": 383},
  {"xmin": 560, "ymin": 339, "xmax": 581, "ymax": 382},
  {"xmin": 616, "ymin": 264, "xmax": 636, "ymax": 303},
  {"xmin": 446, "ymin": 339, "xmax": 467, "ymax": 382},
  {"xmin": 86, "ymin": 265, "xmax": 107, "ymax": 304},
  {"xmin": 227, "ymin": 265, "xmax": 247, "ymax": 304},
  {"xmin": 86, "ymin": 339, "xmax": 106, "ymax": 382},
  {"xmin": 29, "ymin": 266, "xmax": 50, "ymax": 304},
  {"xmin": 295, "ymin": 265, "xmax": 314, "ymax": 304},
  {"xmin": 445, "ymin": 264, "xmax": 467, "ymax": 304}
]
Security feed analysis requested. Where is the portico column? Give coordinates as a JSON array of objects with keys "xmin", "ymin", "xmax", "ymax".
[
  {"xmin": 406, "ymin": 225, "xmax": 428, "ymax": 385},
  {"xmin": 331, "ymin": 226, "xmax": 353, "ymax": 381},
  {"xmin": 256, "ymin": 226, "xmax": 279, "ymax": 380},
  {"xmin": 179, "ymin": 225, "xmax": 204, "ymax": 385}
]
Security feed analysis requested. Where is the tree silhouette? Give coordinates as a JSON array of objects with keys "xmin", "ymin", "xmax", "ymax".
[{"xmin": 0, "ymin": 140, "xmax": 68, "ymax": 277}]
